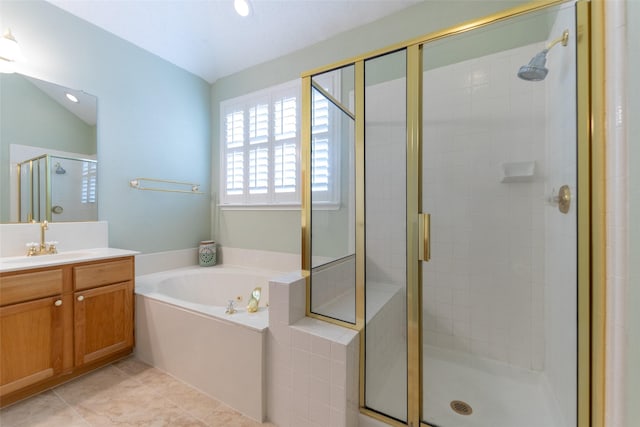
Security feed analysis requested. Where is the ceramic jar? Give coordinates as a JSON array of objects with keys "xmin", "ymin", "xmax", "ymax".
[{"xmin": 198, "ymin": 240, "xmax": 217, "ymax": 266}]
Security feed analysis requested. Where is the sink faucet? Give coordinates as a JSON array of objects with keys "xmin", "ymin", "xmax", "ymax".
[{"xmin": 26, "ymin": 220, "xmax": 58, "ymax": 256}]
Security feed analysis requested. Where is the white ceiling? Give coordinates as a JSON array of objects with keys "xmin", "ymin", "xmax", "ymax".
[
  {"xmin": 25, "ymin": 75, "xmax": 97, "ymax": 126},
  {"xmin": 47, "ymin": 0, "xmax": 422, "ymax": 84}
]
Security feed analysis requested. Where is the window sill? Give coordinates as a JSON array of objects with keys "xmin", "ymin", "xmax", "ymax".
[
  {"xmin": 218, "ymin": 202, "xmax": 341, "ymax": 211},
  {"xmin": 218, "ymin": 204, "xmax": 301, "ymax": 211}
]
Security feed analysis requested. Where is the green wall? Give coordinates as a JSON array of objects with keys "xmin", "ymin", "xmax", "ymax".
[
  {"xmin": 0, "ymin": 0, "xmax": 211, "ymax": 253},
  {"xmin": 211, "ymin": 0, "xmax": 526, "ymax": 254}
]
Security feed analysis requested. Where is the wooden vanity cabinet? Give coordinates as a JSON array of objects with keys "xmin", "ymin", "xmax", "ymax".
[
  {"xmin": 73, "ymin": 259, "xmax": 134, "ymax": 367},
  {"xmin": 0, "ymin": 269, "xmax": 64, "ymax": 398},
  {"xmin": 0, "ymin": 256, "xmax": 134, "ymax": 407}
]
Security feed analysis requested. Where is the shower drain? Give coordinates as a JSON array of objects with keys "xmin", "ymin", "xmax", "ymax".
[{"xmin": 450, "ymin": 400, "xmax": 473, "ymax": 416}]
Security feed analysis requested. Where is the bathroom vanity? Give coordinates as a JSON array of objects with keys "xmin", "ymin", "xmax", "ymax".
[{"xmin": 0, "ymin": 252, "xmax": 135, "ymax": 407}]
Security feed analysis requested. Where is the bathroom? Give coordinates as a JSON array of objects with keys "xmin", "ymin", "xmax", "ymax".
[{"xmin": 0, "ymin": 0, "xmax": 638, "ymax": 426}]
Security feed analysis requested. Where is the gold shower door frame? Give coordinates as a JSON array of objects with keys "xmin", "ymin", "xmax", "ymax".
[{"xmin": 300, "ymin": 1, "xmax": 604, "ymax": 426}]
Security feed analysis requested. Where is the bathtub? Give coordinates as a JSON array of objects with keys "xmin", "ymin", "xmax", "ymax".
[{"xmin": 134, "ymin": 265, "xmax": 282, "ymax": 422}]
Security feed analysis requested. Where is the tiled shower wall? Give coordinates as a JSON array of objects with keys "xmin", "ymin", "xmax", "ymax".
[
  {"xmin": 421, "ymin": 43, "xmax": 549, "ymax": 369},
  {"xmin": 363, "ymin": 76, "xmax": 408, "ymax": 420},
  {"xmin": 543, "ymin": 8, "xmax": 578, "ymax": 427}
]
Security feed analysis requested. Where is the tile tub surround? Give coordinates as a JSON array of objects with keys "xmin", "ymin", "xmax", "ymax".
[
  {"xmin": 134, "ymin": 291, "xmax": 267, "ymax": 422},
  {"xmin": 135, "ymin": 249, "xmax": 359, "ymax": 427},
  {"xmin": 0, "ymin": 357, "xmax": 276, "ymax": 427},
  {"xmin": 267, "ymin": 272, "xmax": 360, "ymax": 427}
]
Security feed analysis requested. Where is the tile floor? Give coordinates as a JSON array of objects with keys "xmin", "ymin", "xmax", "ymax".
[{"xmin": 0, "ymin": 357, "xmax": 276, "ymax": 427}]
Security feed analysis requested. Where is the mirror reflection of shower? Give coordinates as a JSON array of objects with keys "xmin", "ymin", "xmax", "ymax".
[
  {"xmin": 18, "ymin": 154, "xmax": 97, "ymax": 222},
  {"xmin": 54, "ymin": 162, "xmax": 66, "ymax": 174},
  {"xmin": 517, "ymin": 29, "xmax": 569, "ymax": 81}
]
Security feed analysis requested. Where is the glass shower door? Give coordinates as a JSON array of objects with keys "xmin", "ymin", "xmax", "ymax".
[
  {"xmin": 420, "ymin": 3, "xmax": 578, "ymax": 426},
  {"xmin": 364, "ymin": 50, "xmax": 408, "ymax": 422}
]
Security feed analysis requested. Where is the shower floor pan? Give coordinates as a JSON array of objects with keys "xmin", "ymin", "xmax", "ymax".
[{"xmin": 367, "ymin": 345, "xmax": 566, "ymax": 427}]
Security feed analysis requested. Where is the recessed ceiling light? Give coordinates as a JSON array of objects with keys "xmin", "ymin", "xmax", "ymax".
[
  {"xmin": 66, "ymin": 93, "xmax": 79, "ymax": 103},
  {"xmin": 234, "ymin": 0, "xmax": 251, "ymax": 17}
]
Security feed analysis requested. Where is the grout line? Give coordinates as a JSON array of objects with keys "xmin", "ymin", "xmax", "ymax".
[{"xmin": 51, "ymin": 389, "xmax": 92, "ymax": 427}]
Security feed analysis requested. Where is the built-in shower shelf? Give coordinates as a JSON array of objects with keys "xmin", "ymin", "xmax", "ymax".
[{"xmin": 500, "ymin": 161, "xmax": 535, "ymax": 183}]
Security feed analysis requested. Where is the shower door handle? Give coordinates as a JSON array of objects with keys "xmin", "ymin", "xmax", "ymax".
[{"xmin": 418, "ymin": 213, "xmax": 431, "ymax": 262}]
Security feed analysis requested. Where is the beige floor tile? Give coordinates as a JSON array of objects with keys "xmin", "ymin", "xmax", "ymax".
[
  {"xmin": 69, "ymin": 382, "xmax": 205, "ymax": 427},
  {"xmin": 112, "ymin": 357, "xmax": 154, "ymax": 377},
  {"xmin": 202, "ymin": 404, "xmax": 264, "ymax": 427},
  {"xmin": 0, "ymin": 391, "xmax": 68, "ymax": 427},
  {"xmin": 161, "ymin": 383, "xmax": 222, "ymax": 420},
  {"xmin": 1, "ymin": 359, "xmax": 277, "ymax": 427},
  {"xmin": 116, "ymin": 365, "xmax": 222, "ymax": 419},
  {"xmin": 122, "ymin": 365, "xmax": 177, "ymax": 389},
  {"xmin": 54, "ymin": 365, "xmax": 140, "ymax": 406},
  {"xmin": 16, "ymin": 406, "xmax": 90, "ymax": 427}
]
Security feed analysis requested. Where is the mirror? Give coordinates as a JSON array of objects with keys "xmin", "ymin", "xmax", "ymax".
[{"xmin": 0, "ymin": 73, "xmax": 98, "ymax": 223}]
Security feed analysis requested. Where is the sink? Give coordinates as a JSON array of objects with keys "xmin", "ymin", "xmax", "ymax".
[
  {"xmin": 38, "ymin": 252, "xmax": 92, "ymax": 261},
  {"xmin": 0, "ymin": 251, "xmax": 93, "ymax": 266},
  {"xmin": 0, "ymin": 248, "xmax": 138, "ymax": 273}
]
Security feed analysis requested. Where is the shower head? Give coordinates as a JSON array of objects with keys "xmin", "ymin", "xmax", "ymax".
[
  {"xmin": 517, "ymin": 50, "xmax": 549, "ymax": 81},
  {"xmin": 517, "ymin": 29, "xmax": 569, "ymax": 82}
]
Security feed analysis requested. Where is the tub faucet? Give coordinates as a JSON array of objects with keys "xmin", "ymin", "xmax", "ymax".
[
  {"xmin": 26, "ymin": 220, "xmax": 58, "ymax": 256},
  {"xmin": 225, "ymin": 300, "xmax": 236, "ymax": 314}
]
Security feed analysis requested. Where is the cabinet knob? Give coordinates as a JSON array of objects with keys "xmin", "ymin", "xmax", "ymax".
[
  {"xmin": 54, "ymin": 299, "xmax": 62, "ymax": 307},
  {"xmin": 77, "ymin": 295, "xmax": 85, "ymax": 302}
]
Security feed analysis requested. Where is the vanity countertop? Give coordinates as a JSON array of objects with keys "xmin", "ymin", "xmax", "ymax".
[{"xmin": 0, "ymin": 248, "xmax": 139, "ymax": 273}]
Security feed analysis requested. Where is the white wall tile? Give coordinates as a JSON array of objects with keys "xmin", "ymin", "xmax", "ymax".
[
  {"xmin": 311, "ymin": 354, "xmax": 331, "ymax": 383},
  {"xmin": 418, "ymin": 41, "xmax": 561, "ymax": 371},
  {"xmin": 267, "ymin": 275, "xmax": 358, "ymax": 427}
]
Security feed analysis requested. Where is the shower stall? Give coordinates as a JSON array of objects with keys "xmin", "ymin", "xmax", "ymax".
[
  {"xmin": 17, "ymin": 154, "xmax": 98, "ymax": 222},
  {"xmin": 302, "ymin": 1, "xmax": 597, "ymax": 427}
]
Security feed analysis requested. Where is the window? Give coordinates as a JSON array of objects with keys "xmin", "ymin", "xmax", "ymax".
[
  {"xmin": 310, "ymin": 85, "xmax": 335, "ymax": 204},
  {"xmin": 220, "ymin": 77, "xmax": 339, "ymax": 207},
  {"xmin": 81, "ymin": 161, "xmax": 97, "ymax": 204}
]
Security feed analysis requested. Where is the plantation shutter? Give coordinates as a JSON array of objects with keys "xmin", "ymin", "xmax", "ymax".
[
  {"xmin": 224, "ymin": 109, "xmax": 245, "ymax": 201},
  {"xmin": 273, "ymin": 92, "xmax": 298, "ymax": 200},
  {"xmin": 311, "ymin": 87, "xmax": 330, "ymax": 195},
  {"xmin": 81, "ymin": 161, "xmax": 97, "ymax": 204},
  {"xmin": 219, "ymin": 77, "xmax": 338, "ymax": 207}
]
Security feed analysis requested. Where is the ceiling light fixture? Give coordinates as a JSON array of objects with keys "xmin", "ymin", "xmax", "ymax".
[
  {"xmin": 234, "ymin": 0, "xmax": 251, "ymax": 17},
  {"xmin": 0, "ymin": 29, "xmax": 23, "ymax": 61},
  {"xmin": 66, "ymin": 93, "xmax": 79, "ymax": 103},
  {"xmin": 0, "ymin": 28, "xmax": 23, "ymax": 73}
]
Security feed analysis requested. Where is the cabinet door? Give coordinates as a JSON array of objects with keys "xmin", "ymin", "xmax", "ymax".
[
  {"xmin": 0, "ymin": 296, "xmax": 63, "ymax": 398},
  {"xmin": 74, "ymin": 281, "xmax": 133, "ymax": 366}
]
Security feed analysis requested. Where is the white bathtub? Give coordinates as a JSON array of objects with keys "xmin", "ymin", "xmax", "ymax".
[{"xmin": 134, "ymin": 265, "xmax": 282, "ymax": 422}]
